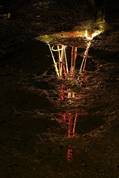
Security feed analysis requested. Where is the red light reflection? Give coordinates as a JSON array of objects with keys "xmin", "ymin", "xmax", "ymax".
[
  {"xmin": 57, "ymin": 84, "xmax": 79, "ymax": 161},
  {"xmin": 67, "ymin": 144, "xmax": 73, "ymax": 161}
]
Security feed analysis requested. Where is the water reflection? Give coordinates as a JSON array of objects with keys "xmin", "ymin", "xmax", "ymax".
[
  {"xmin": 47, "ymin": 25, "xmax": 103, "ymax": 79},
  {"xmin": 48, "ymin": 42, "xmax": 91, "ymax": 79},
  {"xmin": 57, "ymin": 84, "xmax": 79, "ymax": 161},
  {"xmin": 34, "ymin": 21, "xmax": 106, "ymax": 162},
  {"xmin": 36, "ymin": 19, "xmax": 105, "ymax": 79}
]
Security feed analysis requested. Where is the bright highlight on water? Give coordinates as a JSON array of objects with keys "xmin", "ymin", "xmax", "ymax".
[{"xmin": 36, "ymin": 19, "xmax": 106, "ymax": 79}]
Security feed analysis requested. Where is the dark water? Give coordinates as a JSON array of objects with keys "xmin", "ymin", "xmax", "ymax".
[
  {"xmin": 0, "ymin": 1, "xmax": 119, "ymax": 177},
  {"xmin": 0, "ymin": 38, "xmax": 119, "ymax": 178}
]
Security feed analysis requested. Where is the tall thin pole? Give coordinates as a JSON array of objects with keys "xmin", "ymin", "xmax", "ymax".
[
  {"xmin": 79, "ymin": 41, "xmax": 91, "ymax": 74},
  {"xmin": 48, "ymin": 44, "xmax": 60, "ymax": 77},
  {"xmin": 63, "ymin": 46, "xmax": 69, "ymax": 74},
  {"xmin": 73, "ymin": 112, "xmax": 78, "ymax": 136}
]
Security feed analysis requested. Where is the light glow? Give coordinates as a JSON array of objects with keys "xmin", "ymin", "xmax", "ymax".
[
  {"xmin": 47, "ymin": 27, "xmax": 104, "ymax": 79},
  {"xmin": 84, "ymin": 29, "xmax": 103, "ymax": 41},
  {"xmin": 36, "ymin": 19, "xmax": 105, "ymax": 79}
]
